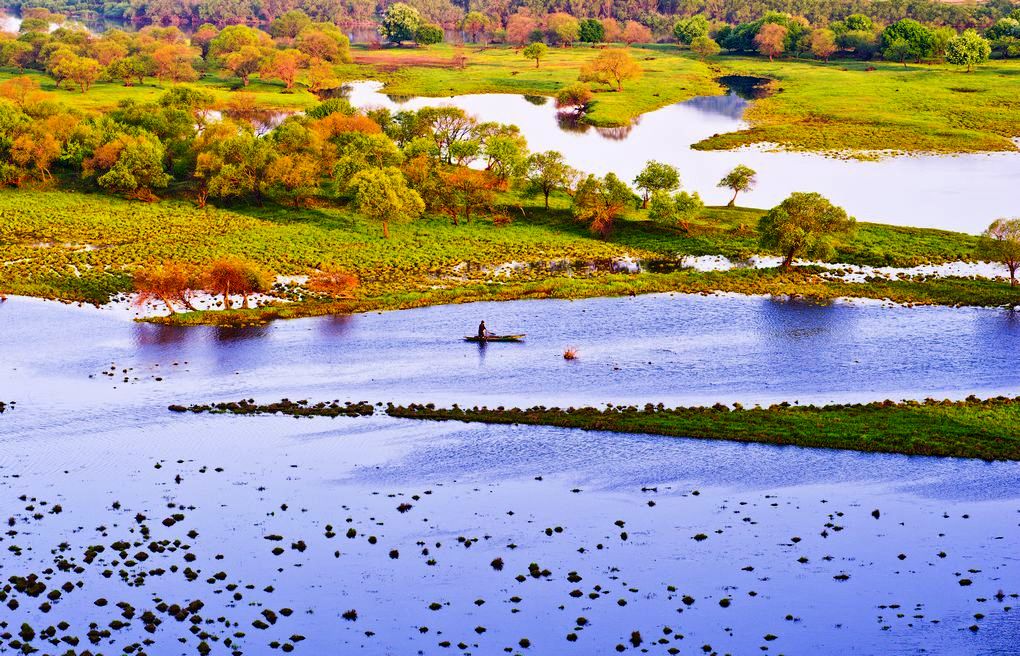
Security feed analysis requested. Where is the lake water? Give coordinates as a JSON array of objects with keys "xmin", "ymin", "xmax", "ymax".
[
  {"xmin": 1, "ymin": 294, "xmax": 1019, "ymax": 655},
  {"xmin": 346, "ymin": 80, "xmax": 1020, "ymax": 234}
]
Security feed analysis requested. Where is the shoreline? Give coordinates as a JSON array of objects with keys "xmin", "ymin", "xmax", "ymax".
[{"xmin": 167, "ymin": 396, "xmax": 1020, "ymax": 461}]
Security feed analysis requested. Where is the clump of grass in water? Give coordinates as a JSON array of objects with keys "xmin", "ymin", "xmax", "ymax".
[{"xmin": 563, "ymin": 347, "xmax": 579, "ymax": 360}]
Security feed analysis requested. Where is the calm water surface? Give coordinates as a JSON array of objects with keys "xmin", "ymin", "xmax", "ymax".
[
  {"xmin": 346, "ymin": 80, "xmax": 1020, "ymax": 234},
  {"xmin": 1, "ymin": 296, "xmax": 1019, "ymax": 655}
]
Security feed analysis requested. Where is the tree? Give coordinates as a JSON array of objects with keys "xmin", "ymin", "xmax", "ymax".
[
  {"xmin": 621, "ymin": 21, "xmax": 652, "ymax": 46},
  {"xmin": 633, "ymin": 160, "xmax": 680, "ymax": 208},
  {"xmin": 133, "ymin": 262, "xmax": 197, "ymax": 314},
  {"xmin": 883, "ymin": 37, "xmax": 913, "ymax": 67},
  {"xmin": 107, "ymin": 55, "xmax": 155, "ymax": 86},
  {"xmin": 648, "ymin": 190, "xmax": 704, "ymax": 231},
  {"xmin": 85, "ymin": 132, "xmax": 173, "ymax": 201},
  {"xmin": 881, "ymin": 19, "xmax": 934, "ymax": 63},
  {"xmin": 151, "ymin": 44, "xmax": 200, "ymax": 83},
  {"xmin": 673, "ymin": 15, "xmax": 709, "ymax": 46},
  {"xmin": 547, "ymin": 13, "xmax": 580, "ymax": 47},
  {"xmin": 579, "ymin": 49, "xmax": 641, "ymax": 91},
  {"xmin": 415, "ymin": 24, "xmax": 444, "ymax": 46},
  {"xmin": 526, "ymin": 150, "xmax": 575, "ymax": 209},
  {"xmin": 208, "ymin": 25, "xmax": 273, "ymax": 59},
  {"xmin": 266, "ymin": 153, "xmax": 320, "ymax": 206},
  {"xmin": 204, "ymin": 258, "xmax": 272, "ymax": 309},
  {"xmin": 758, "ymin": 192, "xmax": 855, "ymax": 268},
  {"xmin": 755, "ymin": 23, "xmax": 787, "ymax": 61},
  {"xmin": 690, "ymin": 36, "xmax": 720, "ymax": 60},
  {"xmin": 296, "ymin": 24, "xmax": 352, "ymax": 63},
  {"xmin": 436, "ymin": 168, "xmax": 499, "ymax": 224},
  {"xmin": 348, "ymin": 166, "xmax": 424, "ymax": 238},
  {"xmin": 946, "ymin": 30, "xmax": 991, "ymax": 72},
  {"xmin": 717, "ymin": 165, "xmax": 756, "ymax": 206},
  {"xmin": 555, "ymin": 82, "xmax": 593, "ymax": 115},
  {"xmin": 522, "ymin": 42, "xmax": 547, "ymax": 68},
  {"xmin": 52, "ymin": 55, "xmax": 102, "ymax": 93},
  {"xmin": 601, "ymin": 18, "xmax": 623, "ymax": 43},
  {"xmin": 306, "ymin": 60, "xmax": 342, "ymax": 93},
  {"xmin": 223, "ymin": 46, "xmax": 266, "ymax": 87},
  {"xmin": 270, "ymin": 10, "xmax": 312, "ymax": 39},
  {"xmin": 809, "ymin": 28, "xmax": 836, "ymax": 62},
  {"xmin": 979, "ymin": 218, "xmax": 1020, "ymax": 286},
  {"xmin": 506, "ymin": 12, "xmax": 538, "ymax": 46},
  {"xmin": 572, "ymin": 172, "xmax": 635, "ymax": 237},
  {"xmin": 579, "ymin": 19, "xmax": 605, "ymax": 44},
  {"xmin": 261, "ymin": 48, "xmax": 307, "ymax": 90},
  {"xmin": 461, "ymin": 11, "xmax": 492, "ymax": 43},
  {"xmin": 379, "ymin": 3, "xmax": 423, "ymax": 45}
]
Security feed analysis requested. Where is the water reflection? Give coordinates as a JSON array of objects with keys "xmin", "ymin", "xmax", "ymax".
[{"xmin": 344, "ymin": 80, "xmax": 1020, "ymax": 233}]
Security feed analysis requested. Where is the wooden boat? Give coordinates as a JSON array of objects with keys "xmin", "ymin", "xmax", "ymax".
[{"xmin": 464, "ymin": 334, "xmax": 526, "ymax": 343}]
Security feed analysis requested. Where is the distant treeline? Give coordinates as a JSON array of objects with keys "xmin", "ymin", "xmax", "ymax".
[{"xmin": 5, "ymin": 0, "xmax": 1019, "ymax": 31}]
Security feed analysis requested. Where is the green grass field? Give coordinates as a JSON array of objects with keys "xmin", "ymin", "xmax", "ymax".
[{"xmin": 0, "ymin": 188, "xmax": 1007, "ymax": 319}]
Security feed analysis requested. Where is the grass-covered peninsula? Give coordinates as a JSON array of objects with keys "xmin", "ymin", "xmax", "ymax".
[{"xmin": 169, "ymin": 396, "xmax": 1020, "ymax": 461}]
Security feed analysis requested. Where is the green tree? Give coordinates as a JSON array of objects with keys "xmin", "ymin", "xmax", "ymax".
[
  {"xmin": 572, "ymin": 172, "xmax": 636, "ymax": 237},
  {"xmin": 883, "ymin": 37, "xmax": 914, "ymax": 66},
  {"xmin": 348, "ymin": 166, "xmax": 424, "ymax": 238},
  {"xmin": 525, "ymin": 150, "xmax": 575, "ymax": 209},
  {"xmin": 881, "ymin": 19, "xmax": 934, "ymax": 63},
  {"xmin": 522, "ymin": 42, "xmax": 547, "ymax": 68},
  {"xmin": 52, "ymin": 55, "xmax": 102, "ymax": 93},
  {"xmin": 415, "ymin": 24, "xmax": 444, "ymax": 46},
  {"xmin": 547, "ymin": 13, "xmax": 580, "ymax": 47},
  {"xmin": 379, "ymin": 3, "xmax": 423, "ymax": 45},
  {"xmin": 946, "ymin": 30, "xmax": 991, "ymax": 72},
  {"xmin": 87, "ymin": 132, "xmax": 173, "ymax": 201},
  {"xmin": 979, "ymin": 218, "xmax": 1020, "ymax": 286},
  {"xmin": 633, "ymin": 160, "xmax": 680, "ymax": 208},
  {"xmin": 648, "ymin": 190, "xmax": 704, "ymax": 231},
  {"xmin": 718, "ymin": 164, "xmax": 756, "ymax": 206},
  {"xmin": 579, "ymin": 19, "xmax": 605, "ymax": 44},
  {"xmin": 270, "ymin": 10, "xmax": 312, "ymax": 39},
  {"xmin": 673, "ymin": 15, "xmax": 709, "ymax": 45},
  {"xmin": 690, "ymin": 36, "xmax": 721, "ymax": 60},
  {"xmin": 758, "ymin": 192, "xmax": 856, "ymax": 268}
]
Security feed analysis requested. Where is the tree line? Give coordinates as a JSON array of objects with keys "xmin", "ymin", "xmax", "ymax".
[{"xmin": 8, "ymin": 0, "xmax": 1019, "ymax": 33}]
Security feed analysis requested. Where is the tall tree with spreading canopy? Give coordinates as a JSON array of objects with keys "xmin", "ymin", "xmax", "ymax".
[
  {"xmin": 133, "ymin": 262, "xmax": 197, "ymax": 314},
  {"xmin": 690, "ymin": 36, "xmax": 721, "ymax": 60},
  {"xmin": 755, "ymin": 23, "xmax": 787, "ymax": 61},
  {"xmin": 572, "ymin": 172, "xmax": 636, "ymax": 237},
  {"xmin": 555, "ymin": 82, "xmax": 593, "ymax": 116},
  {"xmin": 526, "ymin": 150, "xmax": 575, "ymax": 209},
  {"xmin": 979, "ymin": 218, "xmax": 1020, "ymax": 286},
  {"xmin": 758, "ymin": 192, "xmax": 856, "ymax": 268},
  {"xmin": 946, "ymin": 30, "xmax": 991, "ymax": 72},
  {"xmin": 522, "ymin": 42, "xmax": 547, "ymax": 68},
  {"xmin": 717, "ymin": 165, "xmax": 756, "ymax": 206},
  {"xmin": 633, "ymin": 160, "xmax": 680, "ymax": 208},
  {"xmin": 204, "ymin": 258, "xmax": 272, "ymax": 309},
  {"xmin": 579, "ymin": 49, "xmax": 641, "ymax": 91},
  {"xmin": 348, "ymin": 166, "xmax": 424, "ymax": 238},
  {"xmin": 379, "ymin": 3, "xmax": 423, "ymax": 45}
]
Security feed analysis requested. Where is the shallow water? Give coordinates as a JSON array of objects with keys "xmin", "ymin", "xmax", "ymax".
[
  {"xmin": 1, "ymin": 295, "xmax": 1019, "ymax": 654},
  {"xmin": 345, "ymin": 80, "xmax": 1020, "ymax": 234}
]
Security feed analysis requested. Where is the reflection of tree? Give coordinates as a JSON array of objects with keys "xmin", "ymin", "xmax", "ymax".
[
  {"xmin": 523, "ymin": 94, "xmax": 547, "ymax": 106},
  {"xmin": 385, "ymin": 94, "xmax": 414, "ymax": 104},
  {"xmin": 315, "ymin": 84, "xmax": 352, "ymax": 100},
  {"xmin": 595, "ymin": 124, "xmax": 633, "ymax": 141},
  {"xmin": 555, "ymin": 111, "xmax": 590, "ymax": 134}
]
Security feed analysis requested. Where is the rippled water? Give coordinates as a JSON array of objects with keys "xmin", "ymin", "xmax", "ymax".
[
  {"xmin": 2, "ymin": 295, "xmax": 1019, "ymax": 655},
  {"xmin": 345, "ymin": 80, "xmax": 1020, "ymax": 234}
]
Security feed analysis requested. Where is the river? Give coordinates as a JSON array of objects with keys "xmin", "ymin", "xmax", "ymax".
[
  {"xmin": 1, "ymin": 294, "xmax": 1018, "ymax": 654},
  {"xmin": 346, "ymin": 80, "xmax": 1019, "ymax": 234}
]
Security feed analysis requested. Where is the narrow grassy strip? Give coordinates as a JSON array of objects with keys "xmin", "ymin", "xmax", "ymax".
[
  {"xmin": 148, "ymin": 268, "xmax": 1020, "ymax": 326},
  {"xmin": 169, "ymin": 396, "xmax": 1020, "ymax": 460},
  {"xmin": 168, "ymin": 399, "xmax": 375, "ymax": 417},
  {"xmin": 386, "ymin": 398, "xmax": 1020, "ymax": 461}
]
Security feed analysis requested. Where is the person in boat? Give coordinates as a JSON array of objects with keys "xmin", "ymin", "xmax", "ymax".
[{"xmin": 478, "ymin": 320, "xmax": 489, "ymax": 339}]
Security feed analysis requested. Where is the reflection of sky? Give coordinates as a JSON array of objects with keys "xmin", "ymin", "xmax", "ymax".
[{"xmin": 346, "ymin": 80, "xmax": 1020, "ymax": 233}]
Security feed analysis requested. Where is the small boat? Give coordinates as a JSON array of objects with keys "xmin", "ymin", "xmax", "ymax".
[{"xmin": 464, "ymin": 334, "xmax": 526, "ymax": 343}]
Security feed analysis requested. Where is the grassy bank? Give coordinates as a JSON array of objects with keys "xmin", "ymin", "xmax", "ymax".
[
  {"xmin": 169, "ymin": 396, "xmax": 1020, "ymax": 460},
  {"xmin": 0, "ymin": 188, "xmax": 1003, "ymax": 316},
  {"xmin": 386, "ymin": 398, "xmax": 1020, "ymax": 461},
  {"xmin": 0, "ymin": 189, "xmax": 1004, "ymax": 322}
]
